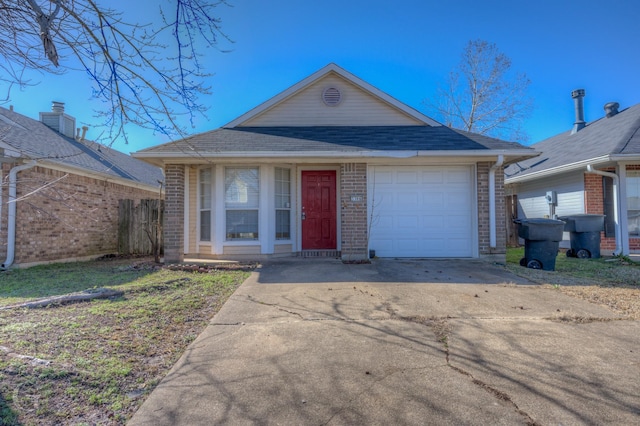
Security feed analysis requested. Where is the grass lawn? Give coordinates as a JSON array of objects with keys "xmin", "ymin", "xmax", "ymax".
[
  {"xmin": 0, "ymin": 257, "xmax": 252, "ymax": 426},
  {"xmin": 505, "ymin": 247, "xmax": 640, "ymax": 287}
]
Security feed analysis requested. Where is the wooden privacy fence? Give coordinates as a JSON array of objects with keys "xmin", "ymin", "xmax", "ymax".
[{"xmin": 118, "ymin": 199, "xmax": 164, "ymax": 255}]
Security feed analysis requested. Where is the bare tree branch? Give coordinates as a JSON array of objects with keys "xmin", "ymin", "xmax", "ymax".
[
  {"xmin": 426, "ymin": 40, "xmax": 533, "ymax": 142},
  {"xmin": 0, "ymin": 0, "xmax": 232, "ymax": 144}
]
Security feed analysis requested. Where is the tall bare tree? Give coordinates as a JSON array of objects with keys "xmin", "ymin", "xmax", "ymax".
[
  {"xmin": 0, "ymin": 0, "xmax": 230, "ymax": 143},
  {"xmin": 428, "ymin": 40, "xmax": 533, "ymax": 142}
]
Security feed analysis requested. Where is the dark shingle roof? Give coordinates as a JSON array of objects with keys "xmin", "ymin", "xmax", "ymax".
[
  {"xmin": 138, "ymin": 125, "xmax": 532, "ymax": 154},
  {"xmin": 505, "ymin": 103, "xmax": 640, "ymax": 179},
  {"xmin": 0, "ymin": 107, "xmax": 163, "ymax": 187}
]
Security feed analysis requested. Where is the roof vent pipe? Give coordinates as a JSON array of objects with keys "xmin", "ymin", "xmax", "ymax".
[
  {"xmin": 51, "ymin": 101, "xmax": 65, "ymax": 113},
  {"xmin": 604, "ymin": 102, "xmax": 620, "ymax": 118},
  {"xmin": 571, "ymin": 89, "xmax": 586, "ymax": 134}
]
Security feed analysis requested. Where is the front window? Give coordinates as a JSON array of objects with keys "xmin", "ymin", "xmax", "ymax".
[
  {"xmin": 225, "ymin": 167, "xmax": 259, "ymax": 240},
  {"xmin": 627, "ymin": 171, "xmax": 640, "ymax": 236},
  {"xmin": 275, "ymin": 168, "xmax": 291, "ymax": 239},
  {"xmin": 199, "ymin": 168, "xmax": 212, "ymax": 241}
]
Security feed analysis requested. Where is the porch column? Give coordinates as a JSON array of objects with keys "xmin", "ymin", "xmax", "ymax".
[
  {"xmin": 164, "ymin": 164, "xmax": 185, "ymax": 263},
  {"xmin": 340, "ymin": 163, "xmax": 368, "ymax": 261}
]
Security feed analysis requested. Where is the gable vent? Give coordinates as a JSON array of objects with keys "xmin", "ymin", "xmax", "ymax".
[{"xmin": 322, "ymin": 87, "xmax": 342, "ymax": 106}]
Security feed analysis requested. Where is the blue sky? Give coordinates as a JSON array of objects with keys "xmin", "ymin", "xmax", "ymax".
[{"xmin": 4, "ymin": 0, "xmax": 640, "ymax": 154}]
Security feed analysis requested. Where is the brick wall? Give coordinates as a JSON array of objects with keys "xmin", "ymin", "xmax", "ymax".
[
  {"xmin": 0, "ymin": 165, "xmax": 160, "ymax": 266},
  {"xmin": 477, "ymin": 162, "xmax": 506, "ymax": 256},
  {"xmin": 340, "ymin": 163, "xmax": 368, "ymax": 261},
  {"xmin": 583, "ymin": 172, "xmax": 616, "ymax": 251},
  {"xmin": 163, "ymin": 164, "xmax": 185, "ymax": 263}
]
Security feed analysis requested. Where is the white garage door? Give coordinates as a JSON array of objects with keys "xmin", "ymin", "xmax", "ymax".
[{"xmin": 368, "ymin": 166, "xmax": 475, "ymax": 258}]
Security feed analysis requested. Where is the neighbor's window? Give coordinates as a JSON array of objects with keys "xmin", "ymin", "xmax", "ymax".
[
  {"xmin": 275, "ymin": 167, "xmax": 291, "ymax": 239},
  {"xmin": 199, "ymin": 168, "xmax": 212, "ymax": 241},
  {"xmin": 225, "ymin": 167, "xmax": 259, "ymax": 240},
  {"xmin": 627, "ymin": 171, "xmax": 640, "ymax": 237}
]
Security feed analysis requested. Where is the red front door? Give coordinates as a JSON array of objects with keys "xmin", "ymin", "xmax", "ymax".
[{"xmin": 302, "ymin": 171, "xmax": 337, "ymax": 250}]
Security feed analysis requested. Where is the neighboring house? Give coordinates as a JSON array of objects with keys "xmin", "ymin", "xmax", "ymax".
[
  {"xmin": 0, "ymin": 102, "xmax": 164, "ymax": 268},
  {"xmin": 133, "ymin": 63, "xmax": 536, "ymax": 263},
  {"xmin": 504, "ymin": 89, "xmax": 640, "ymax": 255}
]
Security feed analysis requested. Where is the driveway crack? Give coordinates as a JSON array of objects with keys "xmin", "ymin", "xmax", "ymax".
[{"xmin": 383, "ymin": 303, "xmax": 540, "ymax": 425}]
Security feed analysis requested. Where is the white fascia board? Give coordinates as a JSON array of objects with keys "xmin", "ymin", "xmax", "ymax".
[
  {"xmin": 224, "ymin": 63, "xmax": 441, "ymax": 128},
  {"xmin": 505, "ymin": 155, "xmax": 612, "ymax": 184},
  {"xmin": 132, "ymin": 149, "xmax": 536, "ymax": 163},
  {"xmin": 609, "ymin": 154, "xmax": 640, "ymax": 163}
]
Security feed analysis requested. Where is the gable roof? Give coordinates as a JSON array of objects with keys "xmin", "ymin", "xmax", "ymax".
[
  {"xmin": 135, "ymin": 63, "xmax": 537, "ymax": 164},
  {"xmin": 0, "ymin": 106, "xmax": 163, "ymax": 188},
  {"xmin": 225, "ymin": 63, "xmax": 441, "ymax": 127},
  {"xmin": 505, "ymin": 103, "xmax": 640, "ymax": 182}
]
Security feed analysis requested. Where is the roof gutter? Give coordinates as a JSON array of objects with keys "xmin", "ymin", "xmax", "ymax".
[
  {"xmin": 2, "ymin": 160, "xmax": 38, "ymax": 269},
  {"xmin": 489, "ymin": 155, "xmax": 504, "ymax": 248},
  {"xmin": 133, "ymin": 149, "xmax": 537, "ymax": 160},
  {"xmin": 505, "ymin": 155, "xmax": 612, "ymax": 184},
  {"xmin": 586, "ymin": 165, "xmax": 622, "ymax": 256}
]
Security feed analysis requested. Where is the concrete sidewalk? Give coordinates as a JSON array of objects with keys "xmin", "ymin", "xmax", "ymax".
[{"xmin": 128, "ymin": 258, "xmax": 640, "ymax": 425}]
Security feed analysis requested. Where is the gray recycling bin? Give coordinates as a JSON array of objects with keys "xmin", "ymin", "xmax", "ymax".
[
  {"xmin": 514, "ymin": 218, "xmax": 565, "ymax": 270},
  {"xmin": 558, "ymin": 214, "xmax": 605, "ymax": 259}
]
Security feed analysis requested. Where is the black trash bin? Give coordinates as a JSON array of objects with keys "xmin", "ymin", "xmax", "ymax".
[
  {"xmin": 558, "ymin": 214, "xmax": 605, "ymax": 258},
  {"xmin": 514, "ymin": 218, "xmax": 565, "ymax": 271}
]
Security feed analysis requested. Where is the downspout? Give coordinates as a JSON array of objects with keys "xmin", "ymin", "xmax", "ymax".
[
  {"xmin": 2, "ymin": 161, "xmax": 37, "ymax": 269},
  {"xmin": 489, "ymin": 154, "xmax": 504, "ymax": 248},
  {"xmin": 586, "ymin": 165, "xmax": 622, "ymax": 256}
]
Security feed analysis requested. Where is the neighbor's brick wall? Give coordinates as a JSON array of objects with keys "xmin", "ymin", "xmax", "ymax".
[
  {"xmin": 477, "ymin": 162, "xmax": 506, "ymax": 256},
  {"xmin": 583, "ymin": 172, "xmax": 616, "ymax": 252},
  {"xmin": 340, "ymin": 163, "xmax": 368, "ymax": 260},
  {"xmin": 3, "ymin": 165, "xmax": 160, "ymax": 266},
  {"xmin": 164, "ymin": 164, "xmax": 185, "ymax": 263}
]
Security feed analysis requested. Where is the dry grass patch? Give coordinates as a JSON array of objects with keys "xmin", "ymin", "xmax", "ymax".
[
  {"xmin": 0, "ymin": 258, "xmax": 252, "ymax": 425},
  {"xmin": 506, "ymin": 247, "xmax": 640, "ymax": 319}
]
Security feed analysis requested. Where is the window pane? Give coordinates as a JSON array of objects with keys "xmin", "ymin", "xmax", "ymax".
[
  {"xmin": 225, "ymin": 168, "xmax": 259, "ymax": 208},
  {"xmin": 276, "ymin": 210, "xmax": 290, "ymax": 240},
  {"xmin": 627, "ymin": 172, "xmax": 640, "ymax": 236},
  {"xmin": 226, "ymin": 210, "xmax": 259, "ymax": 240},
  {"xmin": 200, "ymin": 210, "xmax": 211, "ymax": 241},
  {"xmin": 275, "ymin": 167, "xmax": 290, "ymax": 208},
  {"xmin": 200, "ymin": 169, "xmax": 212, "ymax": 209}
]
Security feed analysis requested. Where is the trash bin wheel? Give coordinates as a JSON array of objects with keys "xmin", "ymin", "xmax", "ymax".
[
  {"xmin": 566, "ymin": 249, "xmax": 576, "ymax": 257},
  {"xmin": 527, "ymin": 259, "xmax": 543, "ymax": 269},
  {"xmin": 576, "ymin": 249, "xmax": 591, "ymax": 259},
  {"xmin": 520, "ymin": 258, "xmax": 527, "ymax": 267}
]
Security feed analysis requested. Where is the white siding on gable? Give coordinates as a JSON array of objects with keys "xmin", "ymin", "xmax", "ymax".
[{"xmin": 240, "ymin": 74, "xmax": 423, "ymax": 127}]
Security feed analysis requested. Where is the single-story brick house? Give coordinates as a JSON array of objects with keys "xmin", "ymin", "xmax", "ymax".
[
  {"xmin": 504, "ymin": 89, "xmax": 640, "ymax": 255},
  {"xmin": 134, "ymin": 63, "xmax": 537, "ymax": 262},
  {"xmin": 0, "ymin": 102, "xmax": 164, "ymax": 268}
]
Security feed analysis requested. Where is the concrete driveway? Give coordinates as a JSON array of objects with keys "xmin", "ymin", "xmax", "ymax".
[{"xmin": 129, "ymin": 258, "xmax": 640, "ymax": 425}]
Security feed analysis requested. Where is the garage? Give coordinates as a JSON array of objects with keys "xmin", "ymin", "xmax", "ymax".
[{"xmin": 368, "ymin": 165, "xmax": 475, "ymax": 258}]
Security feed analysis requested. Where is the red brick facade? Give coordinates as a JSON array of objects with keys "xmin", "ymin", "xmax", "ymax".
[
  {"xmin": 477, "ymin": 162, "xmax": 506, "ymax": 257},
  {"xmin": 340, "ymin": 163, "xmax": 368, "ymax": 260},
  {"xmin": 163, "ymin": 164, "xmax": 185, "ymax": 263},
  {"xmin": 0, "ymin": 164, "xmax": 160, "ymax": 266}
]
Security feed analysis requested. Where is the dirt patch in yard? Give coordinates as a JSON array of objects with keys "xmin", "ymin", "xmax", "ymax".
[{"xmin": 506, "ymin": 251, "xmax": 640, "ymax": 320}]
